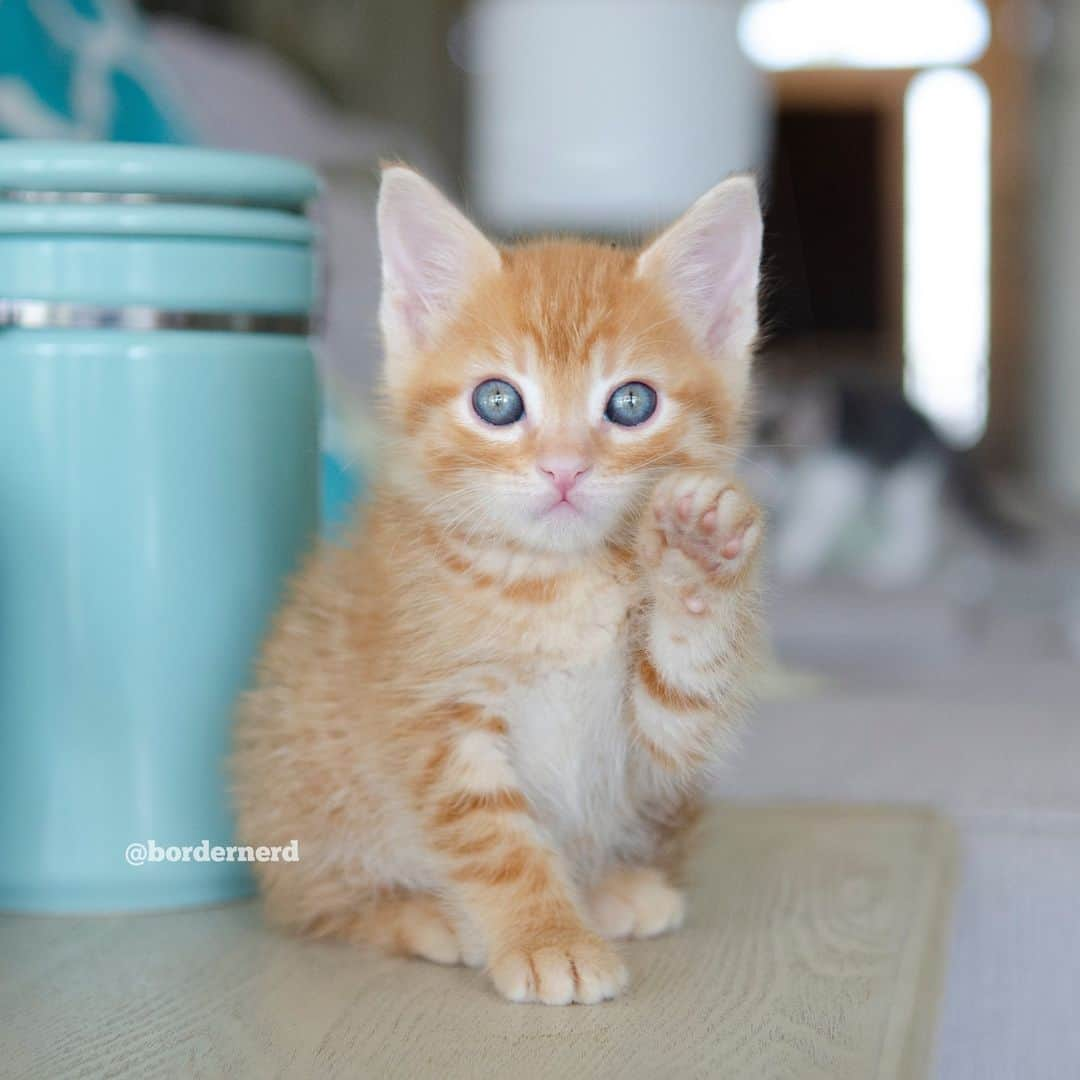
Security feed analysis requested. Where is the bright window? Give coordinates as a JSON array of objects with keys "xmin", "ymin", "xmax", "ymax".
[
  {"xmin": 738, "ymin": 0, "xmax": 990, "ymax": 71},
  {"xmin": 904, "ymin": 68, "xmax": 991, "ymax": 446}
]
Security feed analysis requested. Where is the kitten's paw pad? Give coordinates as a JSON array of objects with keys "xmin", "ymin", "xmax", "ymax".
[
  {"xmin": 645, "ymin": 472, "xmax": 762, "ymax": 594},
  {"xmin": 491, "ymin": 934, "xmax": 628, "ymax": 1005},
  {"xmin": 590, "ymin": 868, "xmax": 686, "ymax": 940}
]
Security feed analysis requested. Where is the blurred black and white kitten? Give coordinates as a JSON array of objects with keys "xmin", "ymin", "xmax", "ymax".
[{"xmin": 752, "ymin": 375, "xmax": 1028, "ymax": 589}]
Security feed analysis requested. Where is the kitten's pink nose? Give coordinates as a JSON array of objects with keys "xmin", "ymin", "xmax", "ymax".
[{"xmin": 538, "ymin": 459, "xmax": 591, "ymax": 499}]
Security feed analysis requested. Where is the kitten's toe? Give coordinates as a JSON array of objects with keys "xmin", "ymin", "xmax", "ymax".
[
  {"xmin": 590, "ymin": 867, "xmax": 686, "ymax": 940},
  {"xmin": 371, "ymin": 894, "xmax": 464, "ymax": 966},
  {"xmin": 711, "ymin": 486, "xmax": 762, "ymax": 564},
  {"xmin": 490, "ymin": 933, "xmax": 627, "ymax": 1005},
  {"xmin": 407, "ymin": 914, "xmax": 463, "ymax": 966}
]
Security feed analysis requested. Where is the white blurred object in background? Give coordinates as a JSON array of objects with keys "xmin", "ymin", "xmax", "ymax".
[{"xmin": 465, "ymin": 0, "xmax": 767, "ymax": 233}]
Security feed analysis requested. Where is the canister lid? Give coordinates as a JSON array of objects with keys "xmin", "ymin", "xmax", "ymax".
[{"xmin": 0, "ymin": 141, "xmax": 320, "ymax": 211}]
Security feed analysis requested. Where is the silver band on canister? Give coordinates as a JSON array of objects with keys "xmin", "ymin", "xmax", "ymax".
[
  {"xmin": 0, "ymin": 189, "xmax": 308, "ymax": 214},
  {"xmin": 0, "ymin": 300, "xmax": 310, "ymax": 335}
]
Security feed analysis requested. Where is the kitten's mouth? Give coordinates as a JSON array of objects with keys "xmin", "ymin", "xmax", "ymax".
[{"xmin": 543, "ymin": 496, "xmax": 583, "ymax": 516}]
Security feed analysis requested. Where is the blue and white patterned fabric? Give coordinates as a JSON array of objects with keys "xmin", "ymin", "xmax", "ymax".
[{"xmin": 0, "ymin": 0, "xmax": 187, "ymax": 142}]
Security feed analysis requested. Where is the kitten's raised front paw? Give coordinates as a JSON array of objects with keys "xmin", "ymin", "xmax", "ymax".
[
  {"xmin": 589, "ymin": 867, "xmax": 686, "ymax": 940},
  {"xmin": 490, "ymin": 932, "xmax": 628, "ymax": 1005},
  {"xmin": 642, "ymin": 471, "xmax": 762, "ymax": 611}
]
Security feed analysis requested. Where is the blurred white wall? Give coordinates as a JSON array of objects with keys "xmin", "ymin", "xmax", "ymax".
[{"xmin": 1036, "ymin": 3, "xmax": 1080, "ymax": 505}]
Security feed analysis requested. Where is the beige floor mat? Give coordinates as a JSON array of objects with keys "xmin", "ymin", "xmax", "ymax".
[{"xmin": 0, "ymin": 805, "xmax": 955, "ymax": 1079}]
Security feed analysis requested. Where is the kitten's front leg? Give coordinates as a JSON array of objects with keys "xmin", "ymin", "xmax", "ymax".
[
  {"xmin": 605, "ymin": 474, "xmax": 762, "ymax": 939},
  {"xmin": 631, "ymin": 470, "xmax": 764, "ymax": 782},
  {"xmin": 415, "ymin": 710, "xmax": 627, "ymax": 1004}
]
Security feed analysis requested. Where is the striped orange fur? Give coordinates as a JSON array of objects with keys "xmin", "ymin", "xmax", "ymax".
[{"xmin": 233, "ymin": 167, "xmax": 766, "ymax": 1005}]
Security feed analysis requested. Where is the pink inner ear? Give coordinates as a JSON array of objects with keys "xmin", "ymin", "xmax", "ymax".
[
  {"xmin": 641, "ymin": 178, "xmax": 763, "ymax": 363},
  {"xmin": 679, "ymin": 223, "xmax": 758, "ymax": 353},
  {"xmin": 384, "ymin": 219, "xmax": 462, "ymax": 344},
  {"xmin": 378, "ymin": 168, "xmax": 501, "ymax": 354}
]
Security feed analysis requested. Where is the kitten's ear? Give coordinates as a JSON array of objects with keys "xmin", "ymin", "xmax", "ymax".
[
  {"xmin": 637, "ymin": 176, "xmax": 763, "ymax": 400},
  {"xmin": 377, "ymin": 166, "xmax": 501, "ymax": 365}
]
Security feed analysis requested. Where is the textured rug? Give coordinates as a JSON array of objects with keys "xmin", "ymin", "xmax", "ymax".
[{"xmin": 0, "ymin": 805, "xmax": 955, "ymax": 1080}]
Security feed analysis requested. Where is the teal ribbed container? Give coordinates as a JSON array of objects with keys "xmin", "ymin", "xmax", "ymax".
[{"xmin": 0, "ymin": 142, "xmax": 321, "ymax": 912}]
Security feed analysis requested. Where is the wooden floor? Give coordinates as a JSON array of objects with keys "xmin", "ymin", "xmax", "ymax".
[{"xmin": 0, "ymin": 806, "xmax": 954, "ymax": 1080}]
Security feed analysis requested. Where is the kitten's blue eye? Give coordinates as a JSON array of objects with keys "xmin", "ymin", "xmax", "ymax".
[
  {"xmin": 472, "ymin": 379, "xmax": 525, "ymax": 426},
  {"xmin": 605, "ymin": 382, "xmax": 657, "ymax": 427}
]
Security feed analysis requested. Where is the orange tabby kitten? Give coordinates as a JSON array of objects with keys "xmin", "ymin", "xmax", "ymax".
[{"xmin": 233, "ymin": 166, "xmax": 765, "ymax": 1005}]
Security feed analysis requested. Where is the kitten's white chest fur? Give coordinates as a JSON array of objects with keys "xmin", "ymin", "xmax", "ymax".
[{"xmin": 503, "ymin": 575, "xmax": 645, "ymax": 880}]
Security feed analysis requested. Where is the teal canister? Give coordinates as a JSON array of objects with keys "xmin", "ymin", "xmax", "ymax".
[{"xmin": 0, "ymin": 142, "xmax": 321, "ymax": 912}]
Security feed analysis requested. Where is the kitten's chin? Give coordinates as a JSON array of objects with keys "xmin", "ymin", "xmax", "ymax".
[{"xmin": 507, "ymin": 505, "xmax": 622, "ymax": 555}]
